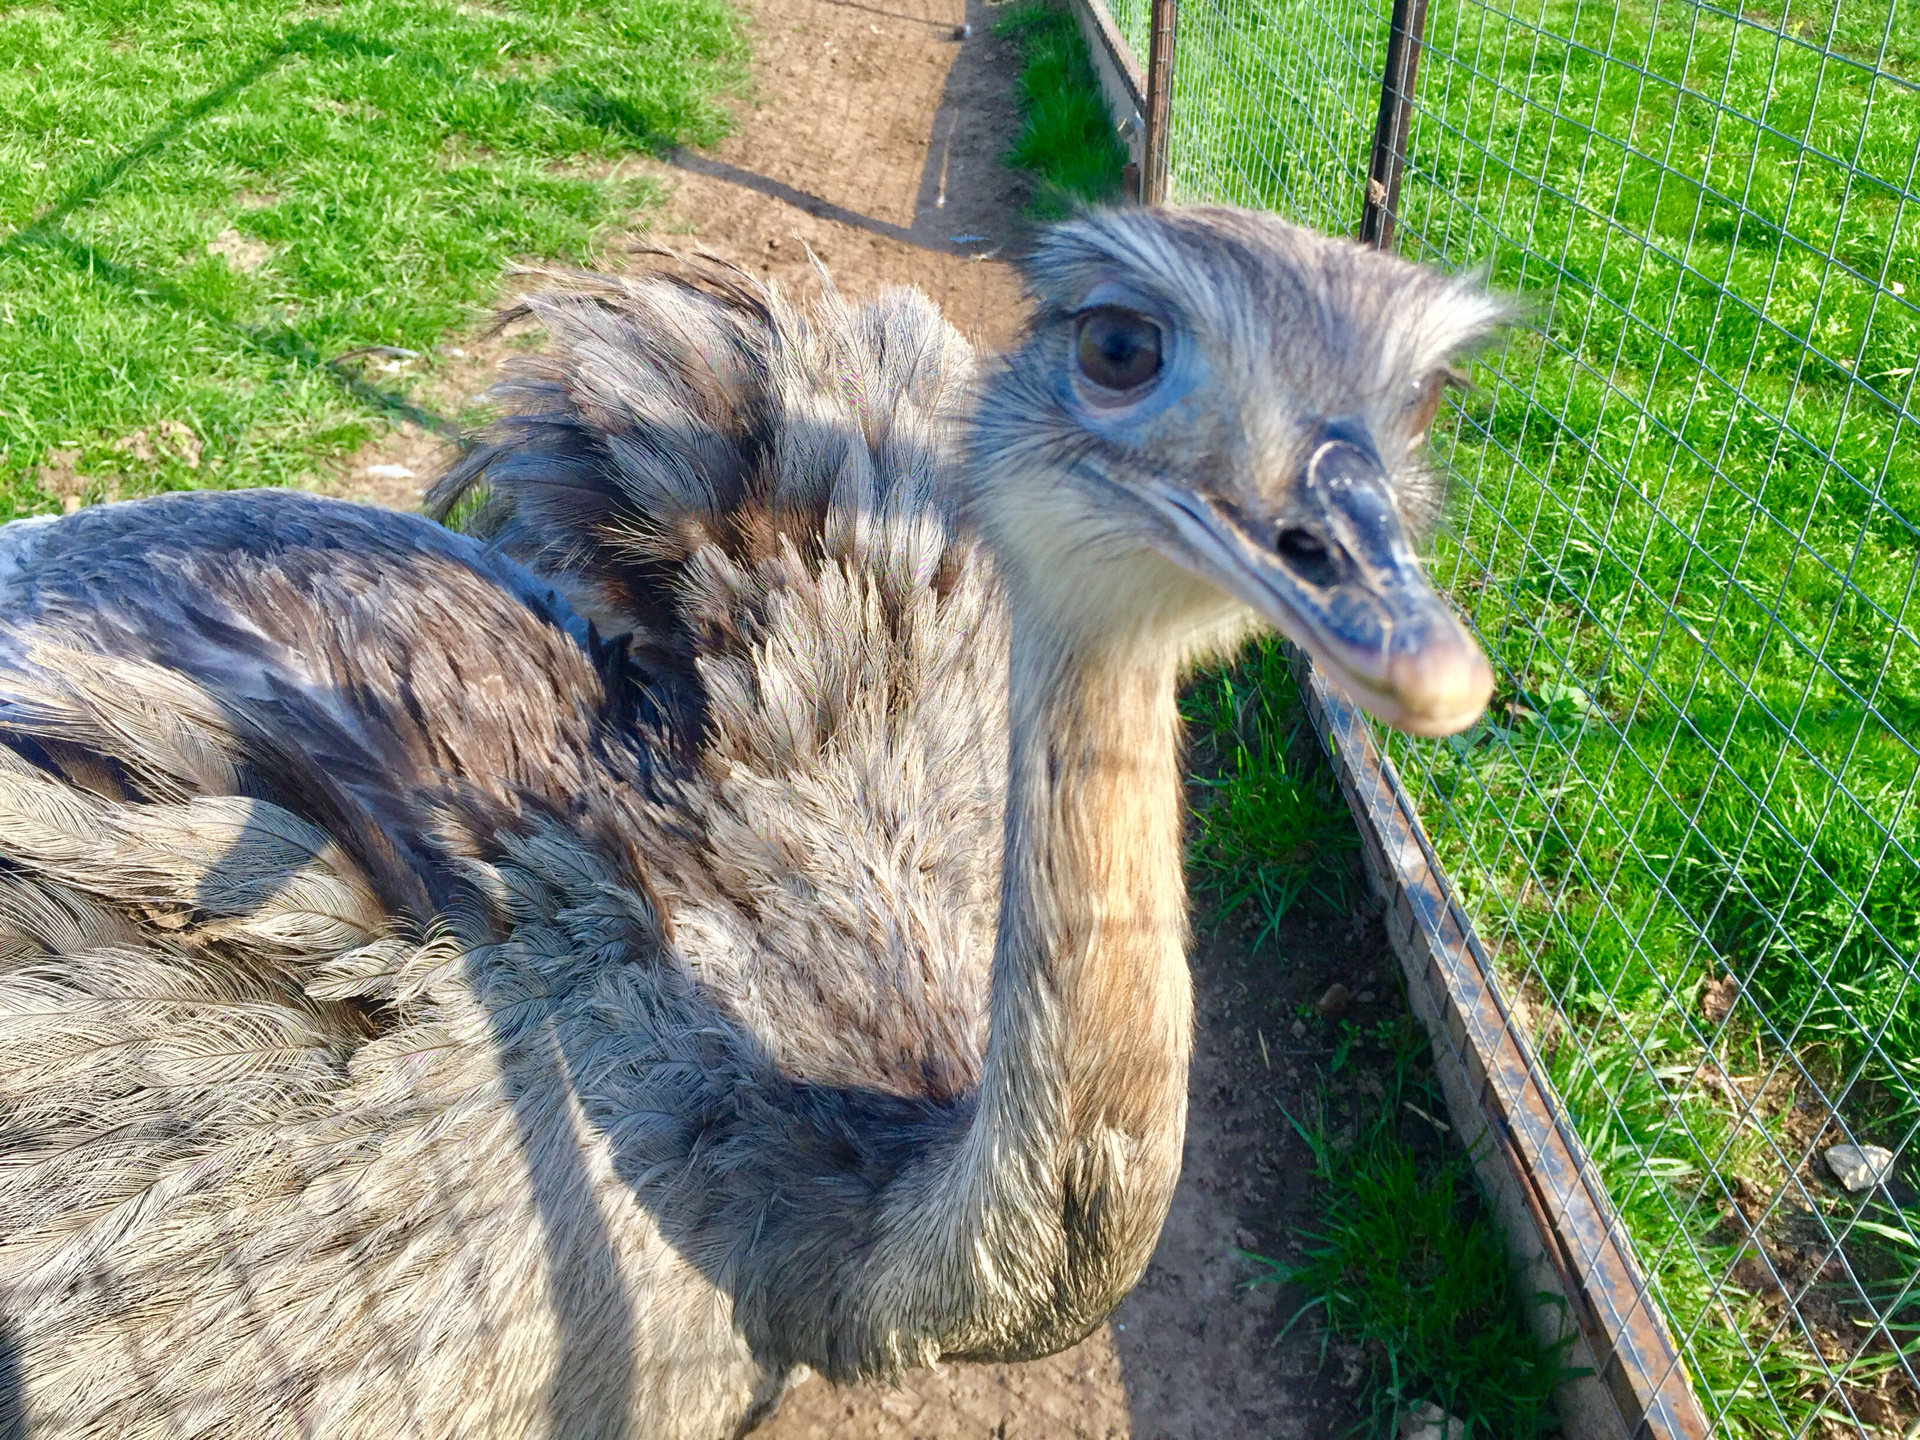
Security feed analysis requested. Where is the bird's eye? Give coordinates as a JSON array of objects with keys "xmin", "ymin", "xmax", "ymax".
[{"xmin": 1075, "ymin": 308, "xmax": 1163, "ymax": 394}]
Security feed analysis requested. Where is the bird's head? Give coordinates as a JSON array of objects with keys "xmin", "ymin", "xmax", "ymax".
[{"xmin": 968, "ymin": 207, "xmax": 1507, "ymax": 737}]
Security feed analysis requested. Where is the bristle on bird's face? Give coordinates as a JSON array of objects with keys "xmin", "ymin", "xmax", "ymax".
[{"xmin": 968, "ymin": 207, "xmax": 1507, "ymax": 737}]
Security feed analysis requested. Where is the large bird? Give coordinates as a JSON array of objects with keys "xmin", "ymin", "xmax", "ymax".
[{"xmin": 0, "ymin": 207, "xmax": 1498, "ymax": 1439}]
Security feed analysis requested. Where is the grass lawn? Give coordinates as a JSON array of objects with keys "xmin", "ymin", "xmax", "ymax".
[
  {"xmin": 0, "ymin": 0, "xmax": 741, "ymax": 512},
  {"xmin": 1100, "ymin": 0, "xmax": 1920, "ymax": 1430}
]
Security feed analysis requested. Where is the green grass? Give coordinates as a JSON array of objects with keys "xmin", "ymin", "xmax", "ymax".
[
  {"xmin": 992, "ymin": 1, "xmax": 1127, "ymax": 215},
  {"xmin": 1248, "ymin": 1016, "xmax": 1575, "ymax": 1439},
  {"xmin": 1099, "ymin": 0, "xmax": 1920, "ymax": 1430},
  {"xmin": 1183, "ymin": 638, "xmax": 1363, "ymax": 944},
  {"xmin": 0, "ymin": 0, "xmax": 742, "ymax": 509},
  {"xmin": 1404, "ymin": 4, "xmax": 1920, "ymax": 1432}
]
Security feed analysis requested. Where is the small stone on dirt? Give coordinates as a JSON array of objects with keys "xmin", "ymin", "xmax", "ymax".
[
  {"xmin": 1288, "ymin": 1019, "xmax": 1307, "ymax": 1040},
  {"xmin": 1317, "ymin": 983, "xmax": 1351, "ymax": 1020},
  {"xmin": 1399, "ymin": 1401, "xmax": 1467, "ymax": 1440},
  {"xmin": 1700, "ymin": 974, "xmax": 1738, "ymax": 1025},
  {"xmin": 1357, "ymin": 990, "xmax": 1375, "ymax": 1005},
  {"xmin": 1825, "ymin": 1143, "xmax": 1896, "ymax": 1192},
  {"xmin": 364, "ymin": 464, "xmax": 416, "ymax": 481}
]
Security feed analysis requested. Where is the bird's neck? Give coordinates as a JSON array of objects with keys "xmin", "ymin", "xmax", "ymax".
[{"xmin": 889, "ymin": 615, "xmax": 1195, "ymax": 1361}]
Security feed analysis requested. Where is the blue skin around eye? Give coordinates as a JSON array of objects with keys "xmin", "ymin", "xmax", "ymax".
[{"xmin": 1056, "ymin": 301, "xmax": 1209, "ymax": 444}]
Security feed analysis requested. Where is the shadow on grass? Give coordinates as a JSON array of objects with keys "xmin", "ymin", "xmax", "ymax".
[
  {"xmin": 2, "ymin": 20, "xmax": 404, "ymax": 248},
  {"xmin": 0, "ymin": 19, "xmax": 469, "ymax": 441},
  {"xmin": 9, "ymin": 226, "xmax": 463, "ymax": 442}
]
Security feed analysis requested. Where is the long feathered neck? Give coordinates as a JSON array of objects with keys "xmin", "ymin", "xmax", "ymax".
[{"xmin": 877, "ymin": 608, "xmax": 1195, "ymax": 1363}]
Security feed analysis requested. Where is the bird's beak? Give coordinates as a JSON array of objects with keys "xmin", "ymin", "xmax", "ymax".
[{"xmin": 1145, "ymin": 421, "xmax": 1493, "ymax": 737}]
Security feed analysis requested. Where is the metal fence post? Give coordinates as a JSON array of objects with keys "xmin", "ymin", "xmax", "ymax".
[
  {"xmin": 1358, "ymin": 0, "xmax": 1428, "ymax": 249},
  {"xmin": 1142, "ymin": 0, "xmax": 1177, "ymax": 206}
]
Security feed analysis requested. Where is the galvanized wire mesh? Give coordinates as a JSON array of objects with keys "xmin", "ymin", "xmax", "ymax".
[
  {"xmin": 1123, "ymin": 0, "xmax": 1920, "ymax": 1433},
  {"xmin": 1106, "ymin": 0, "xmax": 1384, "ymax": 228}
]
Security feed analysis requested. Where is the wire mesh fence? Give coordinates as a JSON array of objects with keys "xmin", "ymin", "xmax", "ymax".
[{"xmin": 1099, "ymin": 0, "xmax": 1920, "ymax": 1433}]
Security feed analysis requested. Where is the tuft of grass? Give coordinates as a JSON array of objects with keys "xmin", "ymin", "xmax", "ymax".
[
  {"xmin": 992, "ymin": 1, "xmax": 1127, "ymax": 215},
  {"xmin": 1249, "ymin": 1019, "xmax": 1576, "ymax": 1439},
  {"xmin": 0, "ymin": 0, "xmax": 743, "ymax": 511},
  {"xmin": 1182, "ymin": 638, "xmax": 1361, "ymax": 945}
]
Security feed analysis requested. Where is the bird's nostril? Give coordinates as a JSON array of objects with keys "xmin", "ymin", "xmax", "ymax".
[{"xmin": 1276, "ymin": 527, "xmax": 1342, "ymax": 587}]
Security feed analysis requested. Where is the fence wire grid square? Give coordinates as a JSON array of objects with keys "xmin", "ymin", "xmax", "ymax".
[{"xmin": 1102, "ymin": 0, "xmax": 1920, "ymax": 1434}]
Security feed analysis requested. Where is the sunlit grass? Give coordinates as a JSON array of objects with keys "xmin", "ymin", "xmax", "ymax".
[{"xmin": 0, "ymin": 0, "xmax": 742, "ymax": 508}]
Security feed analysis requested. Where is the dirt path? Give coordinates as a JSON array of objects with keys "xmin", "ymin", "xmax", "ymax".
[
  {"xmin": 629, "ymin": 0, "xmax": 1032, "ymax": 349},
  {"xmin": 338, "ymin": 5, "xmax": 1398, "ymax": 1431}
]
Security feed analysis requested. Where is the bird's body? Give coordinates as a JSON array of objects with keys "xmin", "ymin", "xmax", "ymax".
[{"xmin": 0, "ymin": 209, "xmax": 1501, "ymax": 1439}]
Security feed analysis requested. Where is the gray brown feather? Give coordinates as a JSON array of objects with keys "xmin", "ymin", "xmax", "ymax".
[{"xmin": 0, "ymin": 208, "xmax": 1504, "ymax": 1439}]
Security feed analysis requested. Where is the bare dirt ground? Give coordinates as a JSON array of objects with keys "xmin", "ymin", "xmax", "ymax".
[{"xmin": 334, "ymin": 3, "xmax": 1405, "ymax": 1433}]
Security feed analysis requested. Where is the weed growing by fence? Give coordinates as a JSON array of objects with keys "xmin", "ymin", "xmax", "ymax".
[
  {"xmin": 1247, "ymin": 1016, "xmax": 1575, "ymax": 1438},
  {"xmin": 993, "ymin": 1, "xmax": 1127, "ymax": 215},
  {"xmin": 1183, "ymin": 640, "xmax": 1363, "ymax": 944},
  {"xmin": 0, "ymin": 0, "xmax": 741, "ymax": 510}
]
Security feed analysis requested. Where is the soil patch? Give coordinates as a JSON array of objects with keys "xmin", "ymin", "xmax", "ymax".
[{"xmin": 625, "ymin": 0, "xmax": 1033, "ymax": 349}]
